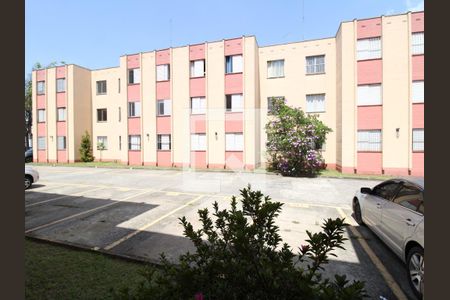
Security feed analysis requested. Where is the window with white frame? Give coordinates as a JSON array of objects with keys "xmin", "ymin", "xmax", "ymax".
[
  {"xmin": 267, "ymin": 96, "xmax": 285, "ymax": 113},
  {"xmin": 37, "ymin": 137, "xmax": 46, "ymax": 150},
  {"xmin": 191, "ymin": 134, "xmax": 206, "ymax": 151},
  {"xmin": 306, "ymin": 94, "xmax": 326, "ymax": 113},
  {"xmin": 226, "ymin": 94, "xmax": 243, "ymax": 112},
  {"xmin": 226, "ymin": 133, "xmax": 244, "ymax": 151},
  {"xmin": 128, "ymin": 101, "xmax": 141, "ymax": 117},
  {"xmin": 412, "ymin": 81, "xmax": 424, "ymax": 103},
  {"xmin": 96, "ymin": 80, "xmax": 107, "ymax": 95},
  {"xmin": 57, "ymin": 108, "xmax": 66, "ymax": 121},
  {"xmin": 357, "ymin": 37, "xmax": 381, "ymax": 60},
  {"xmin": 56, "ymin": 78, "xmax": 66, "ymax": 92},
  {"xmin": 190, "ymin": 60, "xmax": 205, "ymax": 78},
  {"xmin": 357, "ymin": 130, "xmax": 382, "ymax": 152},
  {"xmin": 97, "ymin": 108, "xmax": 107, "ymax": 122},
  {"xmin": 305, "ymin": 55, "xmax": 325, "ymax": 74},
  {"xmin": 128, "ymin": 68, "xmax": 141, "ymax": 84},
  {"xmin": 412, "ymin": 32, "xmax": 424, "ymax": 55},
  {"xmin": 225, "ymin": 55, "xmax": 243, "ymax": 74},
  {"xmin": 128, "ymin": 135, "xmax": 141, "ymax": 150},
  {"xmin": 37, "ymin": 109, "xmax": 46, "ymax": 122},
  {"xmin": 267, "ymin": 60, "xmax": 284, "ymax": 78},
  {"xmin": 97, "ymin": 136, "xmax": 108, "ymax": 150},
  {"xmin": 156, "ymin": 64, "xmax": 170, "ymax": 81},
  {"xmin": 191, "ymin": 97, "xmax": 206, "ymax": 115},
  {"xmin": 412, "ymin": 129, "xmax": 424, "ymax": 152},
  {"xmin": 37, "ymin": 81, "xmax": 45, "ymax": 95},
  {"xmin": 357, "ymin": 84, "xmax": 382, "ymax": 106},
  {"xmin": 57, "ymin": 136, "xmax": 66, "ymax": 150},
  {"xmin": 157, "ymin": 99, "xmax": 172, "ymax": 116},
  {"xmin": 157, "ymin": 134, "xmax": 171, "ymax": 150}
]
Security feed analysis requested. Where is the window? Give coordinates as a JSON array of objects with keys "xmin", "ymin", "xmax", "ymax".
[
  {"xmin": 357, "ymin": 37, "xmax": 381, "ymax": 60},
  {"xmin": 190, "ymin": 60, "xmax": 205, "ymax": 78},
  {"xmin": 118, "ymin": 107, "xmax": 121, "ymax": 122},
  {"xmin": 97, "ymin": 136, "xmax": 108, "ymax": 150},
  {"xmin": 96, "ymin": 80, "xmax": 107, "ymax": 95},
  {"xmin": 226, "ymin": 133, "xmax": 244, "ymax": 151},
  {"xmin": 306, "ymin": 94, "xmax": 326, "ymax": 113},
  {"xmin": 225, "ymin": 55, "xmax": 243, "ymax": 74},
  {"xmin": 267, "ymin": 60, "xmax": 284, "ymax": 78},
  {"xmin": 37, "ymin": 137, "xmax": 46, "ymax": 150},
  {"xmin": 305, "ymin": 55, "xmax": 325, "ymax": 74},
  {"xmin": 57, "ymin": 108, "xmax": 66, "ymax": 121},
  {"xmin": 57, "ymin": 136, "xmax": 66, "ymax": 150},
  {"xmin": 191, "ymin": 134, "xmax": 206, "ymax": 151},
  {"xmin": 226, "ymin": 94, "xmax": 243, "ymax": 112},
  {"xmin": 412, "ymin": 81, "xmax": 424, "ymax": 103},
  {"xmin": 157, "ymin": 134, "xmax": 171, "ymax": 150},
  {"xmin": 191, "ymin": 97, "xmax": 206, "ymax": 115},
  {"xmin": 357, "ymin": 84, "xmax": 382, "ymax": 106},
  {"xmin": 412, "ymin": 32, "xmax": 424, "ymax": 55},
  {"xmin": 372, "ymin": 181, "xmax": 401, "ymax": 201},
  {"xmin": 37, "ymin": 109, "xmax": 46, "ymax": 123},
  {"xmin": 119, "ymin": 136, "xmax": 121, "ymax": 150},
  {"xmin": 128, "ymin": 101, "xmax": 141, "ymax": 117},
  {"xmin": 128, "ymin": 135, "xmax": 141, "ymax": 150},
  {"xmin": 128, "ymin": 68, "xmax": 141, "ymax": 84},
  {"xmin": 412, "ymin": 129, "xmax": 424, "ymax": 152},
  {"xmin": 97, "ymin": 108, "xmax": 107, "ymax": 122},
  {"xmin": 156, "ymin": 64, "xmax": 170, "ymax": 81},
  {"xmin": 393, "ymin": 184, "xmax": 423, "ymax": 213},
  {"xmin": 118, "ymin": 78, "xmax": 121, "ymax": 93},
  {"xmin": 357, "ymin": 130, "xmax": 382, "ymax": 152},
  {"xmin": 157, "ymin": 99, "xmax": 172, "ymax": 116},
  {"xmin": 267, "ymin": 96, "xmax": 284, "ymax": 113},
  {"xmin": 37, "ymin": 81, "xmax": 45, "ymax": 95},
  {"xmin": 56, "ymin": 78, "xmax": 66, "ymax": 92}
]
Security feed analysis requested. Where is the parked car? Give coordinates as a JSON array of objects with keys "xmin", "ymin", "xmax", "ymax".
[
  {"xmin": 25, "ymin": 148, "xmax": 33, "ymax": 163},
  {"xmin": 352, "ymin": 177, "xmax": 424, "ymax": 299},
  {"xmin": 25, "ymin": 165, "xmax": 39, "ymax": 190}
]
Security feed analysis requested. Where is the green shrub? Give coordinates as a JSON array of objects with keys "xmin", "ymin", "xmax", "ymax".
[{"xmin": 79, "ymin": 130, "xmax": 94, "ymax": 162}]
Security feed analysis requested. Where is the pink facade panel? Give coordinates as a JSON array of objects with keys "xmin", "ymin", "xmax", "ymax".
[
  {"xmin": 157, "ymin": 117, "xmax": 171, "ymax": 134},
  {"xmin": 224, "ymin": 38, "xmax": 243, "ymax": 56},
  {"xmin": 56, "ymin": 93, "xmax": 66, "ymax": 107},
  {"xmin": 225, "ymin": 151, "xmax": 244, "ymax": 169},
  {"xmin": 128, "ymin": 117, "xmax": 141, "ymax": 135},
  {"xmin": 156, "ymin": 81, "xmax": 171, "ymax": 99},
  {"xmin": 128, "ymin": 151, "xmax": 142, "ymax": 165},
  {"xmin": 225, "ymin": 113, "xmax": 243, "ymax": 132},
  {"xmin": 412, "ymin": 55, "xmax": 424, "ymax": 80},
  {"xmin": 157, "ymin": 151, "xmax": 172, "ymax": 167},
  {"xmin": 37, "ymin": 95, "xmax": 46, "ymax": 109},
  {"xmin": 225, "ymin": 73, "xmax": 243, "ymax": 94},
  {"xmin": 127, "ymin": 54, "xmax": 140, "ymax": 69},
  {"xmin": 37, "ymin": 123, "xmax": 46, "ymax": 136},
  {"xmin": 36, "ymin": 70, "xmax": 46, "ymax": 81},
  {"xmin": 190, "ymin": 77, "xmax": 205, "ymax": 97},
  {"xmin": 57, "ymin": 150, "xmax": 67, "ymax": 163},
  {"xmin": 156, "ymin": 49, "xmax": 170, "ymax": 65},
  {"xmin": 190, "ymin": 151, "xmax": 207, "ymax": 168},
  {"xmin": 357, "ymin": 59, "xmax": 382, "ymax": 84},
  {"xmin": 190, "ymin": 115, "xmax": 206, "ymax": 133},
  {"xmin": 412, "ymin": 153, "xmax": 424, "ymax": 176},
  {"xmin": 357, "ymin": 18, "xmax": 382, "ymax": 39},
  {"xmin": 357, "ymin": 152, "xmax": 382, "ymax": 174},
  {"xmin": 127, "ymin": 84, "xmax": 141, "ymax": 101},
  {"xmin": 38, "ymin": 150, "xmax": 46, "ymax": 162},
  {"xmin": 411, "ymin": 12, "xmax": 424, "ymax": 33},
  {"xmin": 412, "ymin": 104, "xmax": 424, "ymax": 128},
  {"xmin": 357, "ymin": 106, "xmax": 382, "ymax": 129},
  {"xmin": 56, "ymin": 66, "xmax": 66, "ymax": 79},
  {"xmin": 189, "ymin": 44, "xmax": 206, "ymax": 60},
  {"xmin": 57, "ymin": 122, "xmax": 66, "ymax": 136}
]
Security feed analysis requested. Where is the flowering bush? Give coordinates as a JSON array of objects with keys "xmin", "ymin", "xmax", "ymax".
[{"xmin": 266, "ymin": 97, "xmax": 332, "ymax": 176}]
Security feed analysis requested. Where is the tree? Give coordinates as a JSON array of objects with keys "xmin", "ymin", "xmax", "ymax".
[
  {"xmin": 97, "ymin": 142, "xmax": 106, "ymax": 162},
  {"xmin": 265, "ymin": 97, "xmax": 332, "ymax": 177},
  {"xmin": 79, "ymin": 131, "xmax": 94, "ymax": 162}
]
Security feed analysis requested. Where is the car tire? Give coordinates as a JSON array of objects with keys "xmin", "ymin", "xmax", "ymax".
[
  {"xmin": 352, "ymin": 199, "xmax": 364, "ymax": 225},
  {"xmin": 25, "ymin": 175, "xmax": 33, "ymax": 190},
  {"xmin": 25, "ymin": 157, "xmax": 32, "ymax": 163},
  {"xmin": 407, "ymin": 246, "xmax": 424, "ymax": 299}
]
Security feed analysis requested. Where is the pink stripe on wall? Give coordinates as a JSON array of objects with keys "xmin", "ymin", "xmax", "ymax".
[
  {"xmin": 36, "ymin": 70, "xmax": 46, "ymax": 81},
  {"xmin": 357, "ymin": 152, "xmax": 382, "ymax": 174},
  {"xmin": 357, "ymin": 106, "xmax": 382, "ymax": 129},
  {"xmin": 225, "ymin": 113, "xmax": 243, "ymax": 132},
  {"xmin": 357, "ymin": 60, "xmax": 382, "ymax": 84},
  {"xmin": 190, "ymin": 77, "xmax": 205, "ymax": 97},
  {"xmin": 56, "ymin": 93, "xmax": 66, "ymax": 107},
  {"xmin": 37, "ymin": 95, "xmax": 46, "ymax": 109},
  {"xmin": 157, "ymin": 151, "xmax": 172, "ymax": 167},
  {"xmin": 157, "ymin": 117, "xmax": 171, "ymax": 134},
  {"xmin": 224, "ymin": 38, "xmax": 243, "ymax": 56},
  {"xmin": 412, "ymin": 153, "xmax": 424, "ymax": 176},
  {"xmin": 190, "ymin": 114, "xmax": 206, "ymax": 133},
  {"xmin": 357, "ymin": 18, "xmax": 382, "ymax": 39},
  {"xmin": 225, "ymin": 151, "xmax": 244, "ymax": 169},
  {"xmin": 411, "ymin": 12, "xmax": 424, "ymax": 33},
  {"xmin": 412, "ymin": 55, "xmax": 424, "ymax": 80},
  {"xmin": 38, "ymin": 150, "xmax": 46, "ymax": 162},
  {"xmin": 128, "ymin": 117, "xmax": 141, "ymax": 135},
  {"xmin": 156, "ymin": 49, "xmax": 170, "ymax": 65},
  {"xmin": 191, "ymin": 151, "xmax": 207, "ymax": 168},
  {"xmin": 156, "ymin": 81, "xmax": 171, "ymax": 99},
  {"xmin": 127, "ymin": 54, "xmax": 140, "ymax": 69},
  {"xmin": 128, "ymin": 151, "xmax": 142, "ymax": 165},
  {"xmin": 128, "ymin": 84, "xmax": 141, "ymax": 100},
  {"xmin": 225, "ymin": 73, "xmax": 243, "ymax": 94},
  {"xmin": 412, "ymin": 104, "xmax": 424, "ymax": 128},
  {"xmin": 189, "ymin": 44, "xmax": 205, "ymax": 60},
  {"xmin": 57, "ymin": 150, "xmax": 67, "ymax": 163},
  {"xmin": 57, "ymin": 122, "xmax": 66, "ymax": 136},
  {"xmin": 37, "ymin": 123, "xmax": 46, "ymax": 136},
  {"xmin": 56, "ymin": 66, "xmax": 66, "ymax": 79}
]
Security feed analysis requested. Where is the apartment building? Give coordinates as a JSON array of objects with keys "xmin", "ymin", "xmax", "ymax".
[{"xmin": 32, "ymin": 11, "xmax": 424, "ymax": 176}]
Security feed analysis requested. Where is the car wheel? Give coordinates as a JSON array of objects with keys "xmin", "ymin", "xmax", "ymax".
[
  {"xmin": 352, "ymin": 199, "xmax": 364, "ymax": 225},
  {"xmin": 25, "ymin": 175, "xmax": 33, "ymax": 190},
  {"xmin": 407, "ymin": 246, "xmax": 424, "ymax": 299},
  {"xmin": 25, "ymin": 157, "xmax": 32, "ymax": 163}
]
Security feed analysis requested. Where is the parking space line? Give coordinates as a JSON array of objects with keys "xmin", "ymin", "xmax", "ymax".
[
  {"xmin": 25, "ymin": 190, "xmax": 153, "ymax": 234},
  {"xmin": 25, "ymin": 187, "xmax": 106, "ymax": 208},
  {"xmin": 25, "ymin": 183, "xmax": 69, "ymax": 193},
  {"xmin": 104, "ymin": 195, "xmax": 205, "ymax": 251},
  {"xmin": 336, "ymin": 208, "xmax": 408, "ymax": 300}
]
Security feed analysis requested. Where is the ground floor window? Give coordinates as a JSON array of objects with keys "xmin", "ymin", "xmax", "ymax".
[
  {"xmin": 128, "ymin": 135, "xmax": 141, "ymax": 150},
  {"xmin": 412, "ymin": 129, "xmax": 424, "ymax": 152},
  {"xmin": 157, "ymin": 134, "xmax": 171, "ymax": 150},
  {"xmin": 226, "ymin": 133, "xmax": 244, "ymax": 151},
  {"xmin": 97, "ymin": 136, "xmax": 108, "ymax": 150},
  {"xmin": 57, "ymin": 136, "xmax": 66, "ymax": 150},
  {"xmin": 357, "ymin": 130, "xmax": 381, "ymax": 152},
  {"xmin": 191, "ymin": 134, "xmax": 206, "ymax": 151}
]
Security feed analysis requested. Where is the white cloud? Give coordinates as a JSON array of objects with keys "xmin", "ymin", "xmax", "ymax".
[{"xmin": 405, "ymin": 0, "xmax": 424, "ymax": 12}]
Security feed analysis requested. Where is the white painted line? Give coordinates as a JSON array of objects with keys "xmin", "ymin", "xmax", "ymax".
[
  {"xmin": 25, "ymin": 187, "xmax": 106, "ymax": 208},
  {"xmin": 25, "ymin": 183, "xmax": 69, "ymax": 193}
]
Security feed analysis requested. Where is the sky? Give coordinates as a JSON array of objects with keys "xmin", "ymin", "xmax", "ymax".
[{"xmin": 25, "ymin": 0, "xmax": 424, "ymax": 76}]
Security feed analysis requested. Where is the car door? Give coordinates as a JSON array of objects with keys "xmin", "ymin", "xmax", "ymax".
[{"xmin": 380, "ymin": 183, "xmax": 424, "ymax": 257}]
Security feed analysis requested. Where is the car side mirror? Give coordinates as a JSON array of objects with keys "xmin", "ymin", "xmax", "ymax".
[{"xmin": 360, "ymin": 187, "xmax": 372, "ymax": 194}]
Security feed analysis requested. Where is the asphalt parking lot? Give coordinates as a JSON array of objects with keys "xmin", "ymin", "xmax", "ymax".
[{"xmin": 25, "ymin": 166, "xmax": 417, "ymax": 299}]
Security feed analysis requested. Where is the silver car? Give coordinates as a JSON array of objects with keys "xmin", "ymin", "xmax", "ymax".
[
  {"xmin": 352, "ymin": 178, "xmax": 424, "ymax": 299},
  {"xmin": 25, "ymin": 166, "xmax": 39, "ymax": 190}
]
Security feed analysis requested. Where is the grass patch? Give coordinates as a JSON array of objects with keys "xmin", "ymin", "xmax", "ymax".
[
  {"xmin": 25, "ymin": 238, "xmax": 151, "ymax": 300},
  {"xmin": 319, "ymin": 169, "xmax": 393, "ymax": 180}
]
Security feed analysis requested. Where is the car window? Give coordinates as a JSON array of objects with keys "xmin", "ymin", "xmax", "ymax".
[
  {"xmin": 393, "ymin": 184, "xmax": 424, "ymax": 213},
  {"xmin": 372, "ymin": 182, "xmax": 401, "ymax": 200}
]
